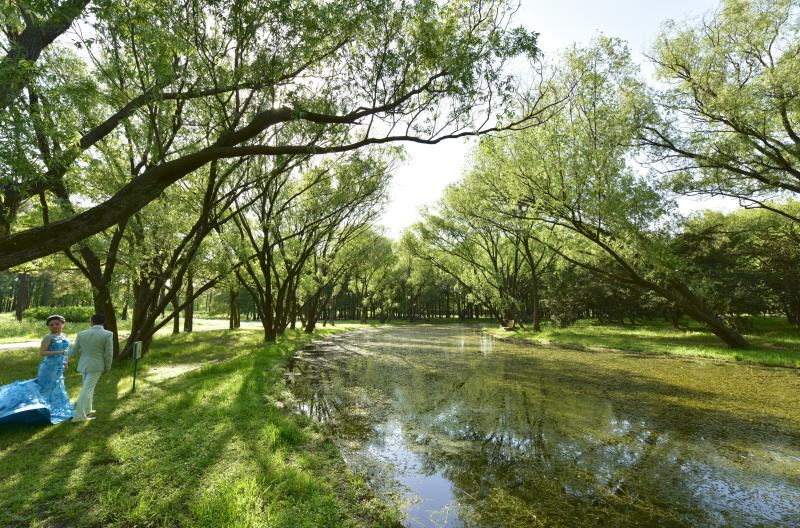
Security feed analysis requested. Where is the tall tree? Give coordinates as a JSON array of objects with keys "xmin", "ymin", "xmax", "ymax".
[
  {"xmin": 0, "ymin": 0, "xmax": 545, "ymax": 269},
  {"xmin": 479, "ymin": 38, "xmax": 751, "ymax": 347},
  {"xmin": 0, "ymin": 0, "xmax": 90, "ymax": 111},
  {"xmin": 413, "ymin": 182, "xmax": 531, "ymax": 325},
  {"xmin": 643, "ymin": 0, "xmax": 800, "ymax": 223},
  {"xmin": 235, "ymin": 152, "xmax": 390, "ymax": 341}
]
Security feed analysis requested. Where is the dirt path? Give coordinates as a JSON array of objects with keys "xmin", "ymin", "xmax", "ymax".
[{"xmin": 0, "ymin": 340, "xmax": 39, "ymax": 351}]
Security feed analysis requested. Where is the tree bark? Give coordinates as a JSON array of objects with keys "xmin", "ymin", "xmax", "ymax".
[
  {"xmin": 172, "ymin": 294, "xmax": 181, "ymax": 334},
  {"xmin": 14, "ymin": 273, "xmax": 30, "ymax": 321},
  {"xmin": 229, "ymin": 288, "xmax": 240, "ymax": 329},
  {"xmin": 531, "ymin": 274, "xmax": 541, "ymax": 332},
  {"xmin": 666, "ymin": 280, "xmax": 749, "ymax": 348},
  {"xmin": 94, "ymin": 283, "xmax": 120, "ymax": 357},
  {"xmin": 0, "ymin": 0, "xmax": 90, "ymax": 111},
  {"xmin": 41, "ymin": 278, "xmax": 53, "ymax": 306},
  {"xmin": 184, "ymin": 275, "xmax": 194, "ymax": 333},
  {"xmin": 304, "ymin": 291, "xmax": 321, "ymax": 333}
]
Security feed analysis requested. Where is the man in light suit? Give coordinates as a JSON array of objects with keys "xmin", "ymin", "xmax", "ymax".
[{"xmin": 69, "ymin": 313, "xmax": 114, "ymax": 422}]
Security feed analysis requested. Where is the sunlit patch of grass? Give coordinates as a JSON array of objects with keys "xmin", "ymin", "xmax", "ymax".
[
  {"xmin": 487, "ymin": 317, "xmax": 800, "ymax": 368},
  {"xmin": 0, "ymin": 326, "xmax": 400, "ymax": 527},
  {"xmin": 0, "ymin": 313, "xmax": 44, "ymax": 342},
  {"xmin": 0, "ymin": 312, "xmax": 140, "ymax": 344}
]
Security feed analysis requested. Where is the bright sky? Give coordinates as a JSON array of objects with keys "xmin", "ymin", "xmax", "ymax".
[{"xmin": 378, "ymin": 0, "xmax": 724, "ymax": 238}]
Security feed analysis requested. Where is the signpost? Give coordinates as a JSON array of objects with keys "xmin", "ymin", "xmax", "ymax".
[{"xmin": 131, "ymin": 341, "xmax": 142, "ymax": 394}]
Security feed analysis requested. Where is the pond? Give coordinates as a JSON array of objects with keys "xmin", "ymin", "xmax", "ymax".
[{"xmin": 285, "ymin": 325, "xmax": 800, "ymax": 527}]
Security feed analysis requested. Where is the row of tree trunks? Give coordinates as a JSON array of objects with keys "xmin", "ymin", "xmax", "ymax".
[{"xmin": 5, "ymin": 273, "xmax": 54, "ymax": 317}]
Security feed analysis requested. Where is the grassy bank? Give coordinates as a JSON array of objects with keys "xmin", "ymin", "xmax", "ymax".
[
  {"xmin": 486, "ymin": 317, "xmax": 800, "ymax": 368},
  {"xmin": 0, "ymin": 326, "xmax": 400, "ymax": 528}
]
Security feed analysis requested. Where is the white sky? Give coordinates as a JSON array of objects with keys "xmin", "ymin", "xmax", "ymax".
[{"xmin": 378, "ymin": 0, "xmax": 727, "ymax": 238}]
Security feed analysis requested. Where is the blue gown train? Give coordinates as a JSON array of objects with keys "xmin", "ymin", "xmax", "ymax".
[{"xmin": 0, "ymin": 334, "xmax": 75, "ymax": 425}]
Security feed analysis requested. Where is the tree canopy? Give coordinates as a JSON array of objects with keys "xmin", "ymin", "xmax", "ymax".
[{"xmin": 0, "ymin": 0, "xmax": 543, "ymax": 268}]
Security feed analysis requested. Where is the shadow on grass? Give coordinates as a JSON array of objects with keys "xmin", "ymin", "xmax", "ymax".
[{"xmin": 0, "ymin": 328, "xmax": 397, "ymax": 527}]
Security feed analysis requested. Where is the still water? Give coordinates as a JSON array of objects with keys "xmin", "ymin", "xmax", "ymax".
[{"xmin": 285, "ymin": 325, "xmax": 800, "ymax": 527}]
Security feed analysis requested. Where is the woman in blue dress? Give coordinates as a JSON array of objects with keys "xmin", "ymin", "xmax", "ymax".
[{"xmin": 0, "ymin": 315, "xmax": 75, "ymax": 425}]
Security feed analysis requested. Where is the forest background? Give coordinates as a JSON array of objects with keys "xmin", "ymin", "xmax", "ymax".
[{"xmin": 0, "ymin": 0, "xmax": 798, "ymax": 363}]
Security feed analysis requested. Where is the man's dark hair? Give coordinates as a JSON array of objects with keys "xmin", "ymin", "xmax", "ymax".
[{"xmin": 91, "ymin": 313, "xmax": 106, "ymax": 325}]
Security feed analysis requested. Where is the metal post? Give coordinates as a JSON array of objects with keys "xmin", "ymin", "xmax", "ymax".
[{"xmin": 131, "ymin": 341, "xmax": 142, "ymax": 394}]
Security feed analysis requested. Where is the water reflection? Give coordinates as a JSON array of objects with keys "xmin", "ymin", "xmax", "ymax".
[{"xmin": 287, "ymin": 326, "xmax": 800, "ymax": 527}]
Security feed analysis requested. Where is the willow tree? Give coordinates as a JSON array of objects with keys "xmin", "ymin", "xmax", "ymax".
[
  {"xmin": 478, "ymin": 37, "xmax": 750, "ymax": 348},
  {"xmin": 644, "ymin": 0, "xmax": 800, "ymax": 223},
  {"xmin": 413, "ymin": 180, "xmax": 533, "ymax": 326},
  {"xmin": 0, "ymin": 0, "xmax": 546, "ymax": 269},
  {"xmin": 234, "ymin": 152, "xmax": 390, "ymax": 341}
]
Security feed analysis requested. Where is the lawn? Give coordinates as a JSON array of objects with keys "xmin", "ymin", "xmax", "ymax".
[
  {"xmin": 0, "ymin": 312, "xmax": 271, "ymax": 344},
  {"xmin": 0, "ymin": 325, "xmax": 401, "ymax": 528},
  {"xmin": 486, "ymin": 316, "xmax": 800, "ymax": 368},
  {"xmin": 0, "ymin": 313, "xmax": 55, "ymax": 343}
]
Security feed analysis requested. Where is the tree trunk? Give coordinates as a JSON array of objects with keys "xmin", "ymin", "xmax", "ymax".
[
  {"xmin": 229, "ymin": 288, "xmax": 240, "ymax": 329},
  {"xmin": 668, "ymin": 304, "xmax": 683, "ymax": 329},
  {"xmin": 14, "ymin": 272, "xmax": 30, "ymax": 321},
  {"xmin": 41, "ymin": 278, "xmax": 52, "ymax": 306},
  {"xmin": 668, "ymin": 280, "xmax": 749, "ymax": 348},
  {"xmin": 123, "ymin": 280, "xmax": 153, "ymax": 357},
  {"xmin": 183, "ymin": 274, "xmax": 194, "ymax": 333},
  {"xmin": 94, "ymin": 283, "xmax": 120, "ymax": 358},
  {"xmin": 328, "ymin": 291, "xmax": 337, "ymax": 326},
  {"xmin": 172, "ymin": 294, "xmax": 180, "ymax": 334},
  {"xmin": 288, "ymin": 295, "xmax": 298, "ymax": 330},
  {"xmin": 264, "ymin": 323, "xmax": 277, "ymax": 342},
  {"xmin": 531, "ymin": 275, "xmax": 541, "ymax": 332},
  {"xmin": 120, "ymin": 290, "xmax": 129, "ymax": 321},
  {"xmin": 304, "ymin": 291, "xmax": 321, "ymax": 333},
  {"xmin": 785, "ymin": 290, "xmax": 800, "ymax": 328}
]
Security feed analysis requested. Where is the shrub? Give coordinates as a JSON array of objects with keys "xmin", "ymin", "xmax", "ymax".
[{"xmin": 23, "ymin": 306, "xmax": 95, "ymax": 322}]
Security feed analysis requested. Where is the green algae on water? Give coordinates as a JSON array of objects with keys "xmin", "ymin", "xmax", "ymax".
[{"xmin": 287, "ymin": 325, "xmax": 800, "ymax": 528}]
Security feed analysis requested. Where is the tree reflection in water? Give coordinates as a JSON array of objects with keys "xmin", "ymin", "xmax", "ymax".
[{"xmin": 286, "ymin": 326, "xmax": 800, "ymax": 528}]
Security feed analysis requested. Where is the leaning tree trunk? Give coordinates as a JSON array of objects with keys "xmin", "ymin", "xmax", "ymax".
[
  {"xmin": 683, "ymin": 303, "xmax": 749, "ymax": 348},
  {"xmin": 668, "ymin": 280, "xmax": 749, "ymax": 348}
]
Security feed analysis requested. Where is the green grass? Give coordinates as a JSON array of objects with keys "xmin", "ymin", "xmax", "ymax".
[
  {"xmin": 0, "ymin": 313, "xmax": 49, "ymax": 342},
  {"xmin": 486, "ymin": 316, "xmax": 800, "ymax": 368},
  {"xmin": 0, "ymin": 312, "xmax": 138, "ymax": 343},
  {"xmin": 0, "ymin": 312, "xmax": 269, "ymax": 344},
  {"xmin": 0, "ymin": 325, "xmax": 401, "ymax": 528}
]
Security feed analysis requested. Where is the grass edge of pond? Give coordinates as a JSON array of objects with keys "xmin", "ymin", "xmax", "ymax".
[
  {"xmin": 485, "ymin": 319, "xmax": 800, "ymax": 368},
  {"xmin": 0, "ymin": 326, "xmax": 404, "ymax": 528}
]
